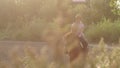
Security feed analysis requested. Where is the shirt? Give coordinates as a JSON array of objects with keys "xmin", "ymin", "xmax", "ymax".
[{"xmin": 71, "ymin": 21, "xmax": 85, "ymax": 37}]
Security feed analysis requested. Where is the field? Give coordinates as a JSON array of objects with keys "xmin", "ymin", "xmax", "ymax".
[
  {"xmin": 0, "ymin": 39, "xmax": 120, "ymax": 68},
  {"xmin": 0, "ymin": 0, "xmax": 120, "ymax": 68}
]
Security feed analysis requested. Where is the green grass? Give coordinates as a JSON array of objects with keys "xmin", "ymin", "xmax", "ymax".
[{"xmin": 85, "ymin": 19, "xmax": 120, "ymax": 43}]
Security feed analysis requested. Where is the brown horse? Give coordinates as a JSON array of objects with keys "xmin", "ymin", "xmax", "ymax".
[{"xmin": 64, "ymin": 33, "xmax": 88, "ymax": 63}]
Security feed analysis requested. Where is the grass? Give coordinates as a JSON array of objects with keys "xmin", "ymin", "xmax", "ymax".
[{"xmin": 0, "ymin": 38, "xmax": 120, "ymax": 68}]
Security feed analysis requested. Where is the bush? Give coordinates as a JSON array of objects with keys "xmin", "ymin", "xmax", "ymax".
[{"xmin": 85, "ymin": 19, "xmax": 120, "ymax": 43}]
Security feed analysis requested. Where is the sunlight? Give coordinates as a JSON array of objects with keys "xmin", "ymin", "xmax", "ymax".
[
  {"xmin": 116, "ymin": 0, "xmax": 120, "ymax": 9},
  {"xmin": 72, "ymin": 0, "xmax": 86, "ymax": 2},
  {"xmin": 0, "ymin": 0, "xmax": 120, "ymax": 68}
]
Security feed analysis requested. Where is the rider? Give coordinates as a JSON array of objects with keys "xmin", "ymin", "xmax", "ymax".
[{"xmin": 64, "ymin": 15, "xmax": 88, "ymax": 54}]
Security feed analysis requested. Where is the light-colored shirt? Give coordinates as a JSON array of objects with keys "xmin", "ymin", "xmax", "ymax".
[{"xmin": 71, "ymin": 21, "xmax": 85, "ymax": 37}]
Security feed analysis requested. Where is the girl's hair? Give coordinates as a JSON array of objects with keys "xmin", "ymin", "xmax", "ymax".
[{"xmin": 75, "ymin": 15, "xmax": 81, "ymax": 20}]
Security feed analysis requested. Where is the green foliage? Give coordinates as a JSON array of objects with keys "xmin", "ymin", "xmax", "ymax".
[
  {"xmin": 110, "ymin": 0, "xmax": 120, "ymax": 15},
  {"xmin": 70, "ymin": 0, "xmax": 119, "ymax": 24},
  {"xmin": 0, "ymin": 0, "xmax": 118, "ymax": 40},
  {"xmin": 0, "ymin": 0, "xmax": 118, "ymax": 27},
  {"xmin": 0, "ymin": 0, "xmax": 119, "ymax": 41},
  {"xmin": 85, "ymin": 19, "xmax": 120, "ymax": 43}
]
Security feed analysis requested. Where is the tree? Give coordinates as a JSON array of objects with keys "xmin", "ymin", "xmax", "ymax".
[
  {"xmin": 110, "ymin": 0, "xmax": 120, "ymax": 15},
  {"xmin": 68, "ymin": 0, "xmax": 119, "ymax": 24}
]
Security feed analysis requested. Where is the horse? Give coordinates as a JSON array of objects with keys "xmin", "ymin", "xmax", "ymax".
[{"xmin": 64, "ymin": 33, "xmax": 88, "ymax": 63}]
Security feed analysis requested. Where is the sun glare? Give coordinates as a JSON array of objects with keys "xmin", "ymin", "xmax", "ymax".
[{"xmin": 117, "ymin": 0, "xmax": 120, "ymax": 9}]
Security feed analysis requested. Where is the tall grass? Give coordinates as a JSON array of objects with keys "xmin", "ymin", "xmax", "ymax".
[{"xmin": 0, "ymin": 39, "xmax": 120, "ymax": 68}]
